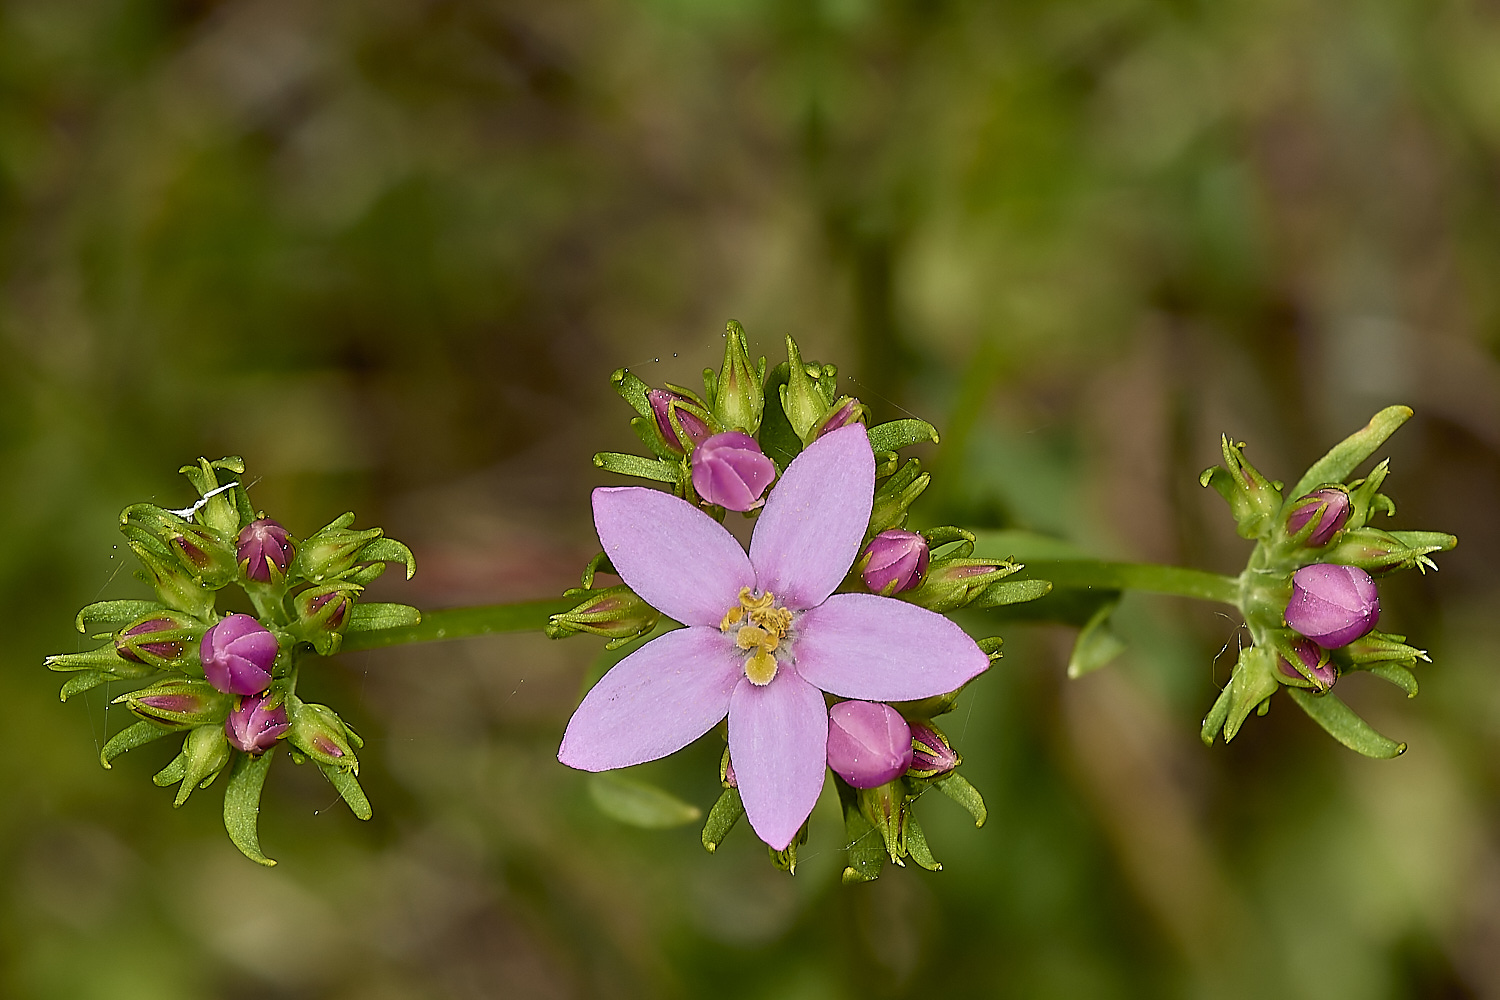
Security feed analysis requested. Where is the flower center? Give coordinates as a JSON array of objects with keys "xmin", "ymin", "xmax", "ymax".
[{"xmin": 719, "ymin": 587, "xmax": 793, "ymax": 686}]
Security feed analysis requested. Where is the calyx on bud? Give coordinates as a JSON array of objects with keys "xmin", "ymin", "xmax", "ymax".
[
  {"xmin": 238, "ymin": 518, "xmax": 294, "ymax": 583},
  {"xmin": 706, "ymin": 320, "xmax": 765, "ymax": 434},
  {"xmin": 545, "ymin": 584, "xmax": 660, "ymax": 649},
  {"xmin": 115, "ymin": 611, "xmax": 204, "ymax": 668},
  {"xmin": 292, "ymin": 513, "xmax": 383, "ymax": 583},
  {"xmin": 1285, "ymin": 487, "xmax": 1351, "ymax": 547},
  {"xmin": 286, "ymin": 698, "xmax": 362, "ymax": 770},
  {"xmin": 116, "ymin": 678, "xmax": 233, "ymax": 727}
]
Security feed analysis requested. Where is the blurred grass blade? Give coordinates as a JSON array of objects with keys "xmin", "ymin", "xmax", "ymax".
[
  {"xmin": 1068, "ymin": 599, "xmax": 1126, "ymax": 678},
  {"xmin": 588, "ymin": 773, "xmax": 701, "ymax": 828}
]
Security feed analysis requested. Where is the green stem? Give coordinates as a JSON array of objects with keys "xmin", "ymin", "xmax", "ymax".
[
  {"xmin": 340, "ymin": 598, "xmax": 577, "ymax": 652},
  {"xmin": 1009, "ymin": 560, "xmax": 1241, "ymax": 606}
]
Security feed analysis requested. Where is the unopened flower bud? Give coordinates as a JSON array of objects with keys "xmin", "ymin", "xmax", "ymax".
[
  {"xmin": 293, "ymin": 512, "xmax": 382, "ymax": 582},
  {"xmin": 115, "ymin": 678, "xmax": 232, "ymax": 727},
  {"xmin": 860, "ymin": 530, "xmax": 929, "ymax": 595},
  {"xmin": 856, "ymin": 780, "xmax": 907, "ymax": 862},
  {"xmin": 545, "ymin": 584, "xmax": 660, "ymax": 645},
  {"xmin": 200, "ymin": 614, "xmax": 278, "ymax": 695},
  {"xmin": 115, "ymin": 612, "xmax": 203, "ymax": 667},
  {"xmin": 814, "ymin": 397, "xmax": 865, "ymax": 440},
  {"xmin": 1276, "ymin": 636, "xmax": 1337, "ymax": 690},
  {"xmin": 170, "ymin": 523, "xmax": 238, "ymax": 586},
  {"xmin": 226, "ymin": 694, "xmax": 290, "ymax": 754},
  {"xmin": 1285, "ymin": 564, "xmax": 1380, "ymax": 649},
  {"xmin": 238, "ymin": 518, "xmax": 293, "ymax": 583},
  {"xmin": 287, "ymin": 699, "xmax": 361, "ymax": 769},
  {"xmin": 722, "ymin": 754, "xmax": 737, "ymax": 788},
  {"xmin": 1286, "ymin": 487, "xmax": 1351, "ymax": 547},
  {"xmin": 827, "ymin": 701, "xmax": 913, "ymax": 789},
  {"xmin": 691, "ymin": 432, "xmax": 777, "ymax": 511},
  {"xmin": 646, "ymin": 389, "xmax": 712, "ymax": 454},
  {"xmin": 900, "ymin": 558, "xmax": 1019, "ymax": 613},
  {"xmin": 907, "ymin": 720, "xmax": 960, "ymax": 778},
  {"xmin": 711, "ymin": 321, "xmax": 765, "ymax": 435}
]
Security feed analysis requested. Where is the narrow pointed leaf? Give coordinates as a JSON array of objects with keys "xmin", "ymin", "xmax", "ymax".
[
  {"xmin": 867, "ymin": 419, "xmax": 940, "ymax": 453},
  {"xmin": 346, "ymin": 603, "xmax": 422, "ymax": 633},
  {"xmin": 318, "ymin": 762, "xmax": 373, "ymax": 820},
  {"xmin": 1286, "ymin": 687, "xmax": 1406, "ymax": 758},
  {"xmin": 1289, "ymin": 405, "xmax": 1412, "ymax": 500},
  {"xmin": 968, "ymin": 579, "xmax": 1053, "ymax": 609},
  {"xmin": 841, "ymin": 797, "xmax": 885, "ymax": 883},
  {"xmin": 358, "ymin": 538, "xmax": 417, "ymax": 579},
  {"xmin": 1365, "ymin": 662, "xmax": 1419, "ymax": 698},
  {"xmin": 701, "ymin": 787, "xmax": 745, "ymax": 853},
  {"xmin": 59, "ymin": 671, "xmax": 118, "ymax": 701},
  {"xmin": 75, "ymin": 600, "xmax": 168, "ymax": 633},
  {"xmin": 592, "ymin": 452, "xmax": 680, "ymax": 483},
  {"xmin": 1068, "ymin": 599, "xmax": 1126, "ymax": 678},
  {"xmin": 100, "ymin": 720, "xmax": 176, "ymax": 768},
  {"xmin": 587, "ymin": 773, "xmax": 702, "ymax": 829},
  {"xmin": 933, "ymin": 772, "xmax": 987, "ymax": 827},
  {"xmin": 904, "ymin": 814, "xmax": 942, "ymax": 871},
  {"xmin": 224, "ymin": 750, "xmax": 277, "ymax": 866}
]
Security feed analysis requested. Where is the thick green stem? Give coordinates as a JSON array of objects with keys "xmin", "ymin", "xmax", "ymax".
[
  {"xmin": 1009, "ymin": 560, "xmax": 1241, "ymax": 606},
  {"xmin": 340, "ymin": 598, "xmax": 577, "ymax": 652}
]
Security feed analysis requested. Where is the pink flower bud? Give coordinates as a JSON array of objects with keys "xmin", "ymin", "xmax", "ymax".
[
  {"xmin": 646, "ymin": 389, "xmax": 711, "ymax": 453},
  {"xmin": 225, "ymin": 694, "xmax": 290, "ymax": 753},
  {"xmin": 238, "ymin": 518, "xmax": 293, "ymax": 583},
  {"xmin": 200, "ymin": 614, "xmax": 278, "ymax": 695},
  {"xmin": 814, "ymin": 397, "xmax": 864, "ymax": 439},
  {"xmin": 861, "ymin": 530, "xmax": 930, "ymax": 595},
  {"xmin": 907, "ymin": 721, "xmax": 959, "ymax": 777},
  {"xmin": 690, "ymin": 432, "xmax": 777, "ymax": 511},
  {"xmin": 1285, "ymin": 564, "xmax": 1380, "ymax": 649},
  {"xmin": 116, "ymin": 618, "xmax": 183, "ymax": 664},
  {"xmin": 309, "ymin": 591, "xmax": 350, "ymax": 629},
  {"xmin": 1277, "ymin": 636, "xmax": 1337, "ymax": 690},
  {"xmin": 827, "ymin": 701, "xmax": 913, "ymax": 789},
  {"xmin": 1286, "ymin": 488, "xmax": 1351, "ymax": 547}
]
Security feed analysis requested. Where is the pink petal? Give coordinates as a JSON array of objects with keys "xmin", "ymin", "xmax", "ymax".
[
  {"xmin": 558, "ymin": 626, "xmax": 742, "ymax": 770},
  {"xmin": 593, "ymin": 487, "xmax": 755, "ymax": 627},
  {"xmin": 728, "ymin": 670, "xmax": 829, "ymax": 851},
  {"xmin": 748, "ymin": 425, "xmax": 874, "ymax": 610},
  {"xmin": 792, "ymin": 593, "xmax": 989, "ymax": 701}
]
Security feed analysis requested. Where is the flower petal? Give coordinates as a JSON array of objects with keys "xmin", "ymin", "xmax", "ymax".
[
  {"xmin": 748, "ymin": 425, "xmax": 874, "ymax": 610},
  {"xmin": 792, "ymin": 593, "xmax": 989, "ymax": 701},
  {"xmin": 558, "ymin": 626, "xmax": 741, "ymax": 770},
  {"xmin": 593, "ymin": 487, "xmax": 755, "ymax": 627},
  {"xmin": 728, "ymin": 670, "xmax": 828, "ymax": 851}
]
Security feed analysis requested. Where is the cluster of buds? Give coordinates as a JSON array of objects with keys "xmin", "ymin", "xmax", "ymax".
[
  {"xmin": 554, "ymin": 323, "xmax": 1050, "ymax": 877},
  {"xmin": 47, "ymin": 457, "xmax": 419, "ymax": 864},
  {"xmin": 1199, "ymin": 407, "xmax": 1456, "ymax": 756}
]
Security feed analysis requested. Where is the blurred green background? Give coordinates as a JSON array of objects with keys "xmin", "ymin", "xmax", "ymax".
[{"xmin": 4, "ymin": 0, "xmax": 1500, "ymax": 996}]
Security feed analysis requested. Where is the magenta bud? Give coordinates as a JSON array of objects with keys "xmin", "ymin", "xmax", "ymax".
[
  {"xmin": 722, "ymin": 755, "xmax": 737, "ymax": 788},
  {"xmin": 225, "ymin": 695, "xmax": 290, "ymax": 753},
  {"xmin": 907, "ymin": 721, "xmax": 960, "ymax": 778},
  {"xmin": 861, "ymin": 530, "xmax": 930, "ymax": 595},
  {"xmin": 309, "ymin": 591, "xmax": 349, "ymax": 629},
  {"xmin": 238, "ymin": 518, "xmax": 293, "ymax": 583},
  {"xmin": 827, "ymin": 701, "xmax": 914, "ymax": 789},
  {"xmin": 116, "ymin": 618, "xmax": 184, "ymax": 664},
  {"xmin": 814, "ymin": 397, "xmax": 865, "ymax": 439},
  {"xmin": 200, "ymin": 614, "xmax": 278, "ymax": 695},
  {"xmin": 1285, "ymin": 564, "xmax": 1380, "ymax": 649},
  {"xmin": 1286, "ymin": 488, "xmax": 1351, "ymax": 547},
  {"xmin": 690, "ymin": 431, "xmax": 777, "ymax": 511},
  {"xmin": 1277, "ymin": 636, "xmax": 1337, "ymax": 690},
  {"xmin": 646, "ymin": 389, "xmax": 712, "ymax": 453}
]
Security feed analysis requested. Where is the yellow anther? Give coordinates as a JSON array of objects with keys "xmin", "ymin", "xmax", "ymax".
[
  {"xmin": 719, "ymin": 606, "xmax": 744, "ymax": 632},
  {"xmin": 735, "ymin": 624, "xmax": 769, "ymax": 650},
  {"xmin": 722, "ymin": 588, "xmax": 791, "ymax": 685},
  {"xmin": 744, "ymin": 648, "xmax": 778, "ymax": 686}
]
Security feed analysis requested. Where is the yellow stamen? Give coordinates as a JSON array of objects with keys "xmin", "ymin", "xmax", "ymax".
[
  {"xmin": 744, "ymin": 648, "xmax": 778, "ymax": 686},
  {"xmin": 721, "ymin": 588, "xmax": 792, "ymax": 685}
]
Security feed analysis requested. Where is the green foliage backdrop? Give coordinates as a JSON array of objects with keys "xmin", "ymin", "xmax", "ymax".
[{"xmin": 2, "ymin": 0, "xmax": 1499, "ymax": 997}]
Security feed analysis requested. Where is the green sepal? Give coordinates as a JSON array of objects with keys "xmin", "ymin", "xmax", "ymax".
[
  {"xmin": 1344, "ymin": 459, "xmax": 1394, "ymax": 531},
  {"xmin": 933, "ymin": 771, "xmax": 987, "ymax": 827},
  {"xmin": 1287, "ymin": 405, "xmax": 1412, "ymax": 501},
  {"xmin": 293, "ymin": 514, "xmax": 383, "ymax": 583},
  {"xmin": 317, "ymin": 761, "xmax": 373, "ymax": 820},
  {"xmin": 1321, "ymin": 528, "xmax": 1456, "ymax": 573},
  {"xmin": 857, "ymin": 781, "xmax": 907, "ymax": 863},
  {"xmin": 224, "ymin": 749, "xmax": 277, "ymax": 866},
  {"xmin": 1365, "ymin": 662, "xmax": 1419, "ymax": 698},
  {"xmin": 1068, "ymin": 598, "xmax": 1126, "ymax": 679},
  {"xmin": 968, "ymin": 578, "xmax": 1053, "ymax": 609},
  {"xmin": 891, "ymin": 681, "xmax": 971, "ymax": 720},
  {"xmin": 545, "ymin": 585, "xmax": 658, "ymax": 647},
  {"xmin": 867, "ymin": 459, "xmax": 930, "ymax": 535},
  {"xmin": 1200, "ymin": 437, "xmax": 1282, "ymax": 540},
  {"xmin": 867, "ymin": 418, "xmax": 940, "ymax": 454},
  {"xmin": 840, "ymin": 787, "xmax": 886, "ymax": 884},
  {"xmin": 579, "ymin": 552, "xmax": 616, "ymax": 590},
  {"xmin": 358, "ymin": 538, "xmax": 417, "ymax": 580},
  {"xmin": 904, "ymin": 813, "xmax": 942, "ymax": 871},
  {"xmin": 900, "ymin": 557, "xmax": 1025, "ymax": 612},
  {"xmin": 125, "ymin": 539, "xmax": 217, "ymax": 619},
  {"xmin": 345, "ymin": 603, "xmax": 422, "ymax": 633},
  {"xmin": 343, "ymin": 563, "xmax": 387, "ymax": 587},
  {"xmin": 592, "ymin": 452, "xmax": 680, "ymax": 484},
  {"xmin": 780, "ymin": 336, "xmax": 830, "ymax": 441},
  {"xmin": 711, "ymin": 320, "xmax": 765, "ymax": 435},
  {"xmin": 768, "ymin": 823, "xmax": 808, "ymax": 874},
  {"xmin": 1338, "ymin": 630, "xmax": 1429, "ymax": 667},
  {"xmin": 100, "ymin": 720, "xmax": 176, "ymax": 769},
  {"xmin": 168, "ymin": 725, "xmax": 232, "ymax": 806},
  {"xmin": 75, "ymin": 600, "xmax": 169, "ymax": 634},
  {"xmin": 610, "ymin": 368, "xmax": 656, "ymax": 420},
  {"xmin": 587, "ymin": 772, "xmax": 702, "ymax": 828},
  {"xmin": 45, "ymin": 642, "xmax": 156, "ymax": 677},
  {"xmin": 59, "ymin": 671, "xmax": 121, "ymax": 701},
  {"xmin": 701, "ymin": 787, "xmax": 745, "ymax": 853},
  {"xmin": 177, "ymin": 457, "xmax": 246, "ymax": 538},
  {"xmin": 286, "ymin": 697, "xmax": 361, "ymax": 770},
  {"xmin": 1201, "ymin": 646, "xmax": 1279, "ymax": 745},
  {"xmin": 976, "ymin": 636, "xmax": 1004, "ymax": 661},
  {"xmin": 114, "ymin": 677, "xmax": 232, "ymax": 727},
  {"xmin": 873, "ymin": 451, "xmax": 899, "ymax": 479},
  {"xmin": 1286, "ymin": 687, "xmax": 1406, "ymax": 758}
]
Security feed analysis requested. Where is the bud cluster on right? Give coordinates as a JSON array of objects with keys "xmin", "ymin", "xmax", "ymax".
[{"xmin": 1199, "ymin": 406, "xmax": 1457, "ymax": 757}]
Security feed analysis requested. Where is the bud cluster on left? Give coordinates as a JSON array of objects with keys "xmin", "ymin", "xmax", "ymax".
[{"xmin": 46, "ymin": 457, "xmax": 420, "ymax": 865}]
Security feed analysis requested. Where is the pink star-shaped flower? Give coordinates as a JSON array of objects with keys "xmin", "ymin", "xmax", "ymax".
[{"xmin": 557, "ymin": 425, "xmax": 989, "ymax": 850}]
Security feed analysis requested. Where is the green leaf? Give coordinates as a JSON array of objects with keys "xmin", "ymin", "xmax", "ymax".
[
  {"xmin": 1220, "ymin": 647, "xmax": 1280, "ymax": 742},
  {"xmin": 1289, "ymin": 405, "xmax": 1413, "ymax": 500},
  {"xmin": 610, "ymin": 368, "xmax": 655, "ymax": 419},
  {"xmin": 968, "ymin": 579, "xmax": 1053, "ymax": 609},
  {"xmin": 100, "ymin": 720, "xmax": 176, "ymax": 769},
  {"xmin": 1068, "ymin": 599, "xmax": 1127, "ymax": 679},
  {"xmin": 45, "ymin": 643, "xmax": 132, "ymax": 673},
  {"xmin": 346, "ymin": 603, "xmax": 422, "ymax": 633},
  {"xmin": 592, "ymin": 452, "xmax": 680, "ymax": 483},
  {"xmin": 701, "ymin": 787, "xmax": 745, "ymax": 853},
  {"xmin": 358, "ymin": 538, "xmax": 417, "ymax": 580},
  {"xmin": 1286, "ymin": 687, "xmax": 1406, "ymax": 758},
  {"xmin": 1200, "ymin": 684, "xmax": 1234, "ymax": 747},
  {"xmin": 1366, "ymin": 662, "xmax": 1419, "ymax": 698},
  {"xmin": 904, "ymin": 814, "xmax": 942, "ymax": 871},
  {"xmin": 587, "ymin": 773, "xmax": 702, "ymax": 829},
  {"xmin": 75, "ymin": 600, "xmax": 168, "ymax": 634},
  {"xmin": 933, "ymin": 772, "xmax": 987, "ymax": 827},
  {"xmin": 840, "ymin": 792, "xmax": 885, "ymax": 883},
  {"xmin": 318, "ymin": 762, "xmax": 373, "ymax": 820},
  {"xmin": 59, "ymin": 671, "xmax": 119, "ymax": 701},
  {"xmin": 224, "ymin": 751, "xmax": 278, "ymax": 866},
  {"xmin": 867, "ymin": 419, "xmax": 939, "ymax": 453}
]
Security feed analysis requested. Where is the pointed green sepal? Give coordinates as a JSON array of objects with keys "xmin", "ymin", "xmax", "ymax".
[
  {"xmin": 75, "ymin": 600, "xmax": 169, "ymax": 634},
  {"xmin": 867, "ymin": 459, "xmax": 930, "ymax": 535},
  {"xmin": 1201, "ymin": 437, "xmax": 1282, "ymax": 540},
  {"xmin": 358, "ymin": 538, "xmax": 417, "ymax": 580},
  {"xmin": 904, "ymin": 813, "xmax": 942, "ymax": 871},
  {"xmin": 712, "ymin": 320, "xmax": 765, "ymax": 434},
  {"xmin": 318, "ymin": 761, "xmax": 373, "ymax": 820},
  {"xmin": 100, "ymin": 720, "xmax": 176, "ymax": 768},
  {"xmin": 592, "ymin": 452, "xmax": 681, "ymax": 484},
  {"xmin": 933, "ymin": 771, "xmax": 987, "ymax": 827},
  {"xmin": 1322, "ymin": 528, "xmax": 1456, "ymax": 573},
  {"xmin": 1286, "ymin": 687, "xmax": 1406, "ymax": 758}
]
